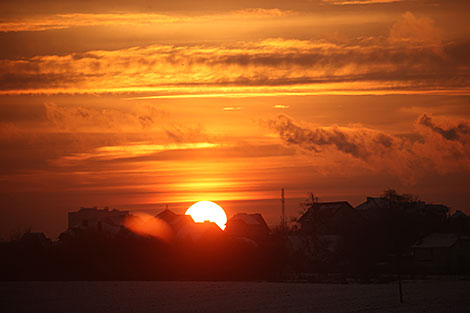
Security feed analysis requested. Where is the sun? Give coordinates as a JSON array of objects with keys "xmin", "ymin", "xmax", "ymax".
[{"xmin": 185, "ymin": 201, "xmax": 227, "ymax": 230}]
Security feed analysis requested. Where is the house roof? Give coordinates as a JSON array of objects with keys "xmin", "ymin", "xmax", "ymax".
[
  {"xmin": 176, "ymin": 221, "xmax": 223, "ymax": 242},
  {"xmin": 451, "ymin": 210, "xmax": 468, "ymax": 219},
  {"xmin": 298, "ymin": 201, "xmax": 354, "ymax": 224},
  {"xmin": 422, "ymin": 204, "xmax": 449, "ymax": 214},
  {"xmin": 355, "ymin": 197, "xmax": 391, "ymax": 210},
  {"xmin": 228, "ymin": 213, "xmax": 271, "ymax": 231},
  {"xmin": 156, "ymin": 209, "xmax": 177, "ymax": 221},
  {"xmin": 355, "ymin": 197, "xmax": 449, "ymax": 216},
  {"xmin": 21, "ymin": 232, "xmax": 52, "ymax": 247},
  {"xmin": 156, "ymin": 209, "xmax": 193, "ymax": 225},
  {"xmin": 21, "ymin": 232, "xmax": 49, "ymax": 241}
]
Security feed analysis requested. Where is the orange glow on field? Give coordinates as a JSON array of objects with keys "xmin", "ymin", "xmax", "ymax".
[{"xmin": 185, "ymin": 201, "xmax": 228, "ymax": 230}]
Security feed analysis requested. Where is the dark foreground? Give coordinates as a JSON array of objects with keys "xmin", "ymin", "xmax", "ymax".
[{"xmin": 2, "ymin": 279, "xmax": 470, "ymax": 313}]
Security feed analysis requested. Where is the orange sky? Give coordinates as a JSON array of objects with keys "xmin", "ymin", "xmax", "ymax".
[{"xmin": 1, "ymin": 0, "xmax": 469, "ymax": 238}]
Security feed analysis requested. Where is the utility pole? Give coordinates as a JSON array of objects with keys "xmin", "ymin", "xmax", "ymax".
[
  {"xmin": 397, "ymin": 253, "xmax": 404, "ymax": 304},
  {"xmin": 281, "ymin": 188, "xmax": 286, "ymax": 232}
]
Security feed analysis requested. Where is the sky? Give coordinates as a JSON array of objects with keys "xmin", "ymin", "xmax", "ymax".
[{"xmin": 1, "ymin": 0, "xmax": 469, "ymax": 238}]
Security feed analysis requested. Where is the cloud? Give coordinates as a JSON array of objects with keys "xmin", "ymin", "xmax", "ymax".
[
  {"xmin": 323, "ymin": 0, "xmax": 402, "ymax": 5},
  {"xmin": 0, "ymin": 10, "xmax": 292, "ymax": 32},
  {"xmin": 44, "ymin": 102, "xmax": 166, "ymax": 132},
  {"xmin": 55, "ymin": 142, "xmax": 219, "ymax": 164},
  {"xmin": 0, "ymin": 13, "xmax": 180, "ymax": 32},
  {"xmin": 0, "ymin": 24, "xmax": 469, "ymax": 96},
  {"xmin": 273, "ymin": 104, "xmax": 289, "ymax": 109},
  {"xmin": 0, "ymin": 122, "xmax": 21, "ymax": 140},
  {"xmin": 267, "ymin": 114, "xmax": 398, "ymax": 160},
  {"xmin": 223, "ymin": 107, "xmax": 243, "ymax": 111},
  {"xmin": 389, "ymin": 12, "xmax": 442, "ymax": 48},
  {"xmin": 232, "ymin": 8, "xmax": 292, "ymax": 17},
  {"xmin": 267, "ymin": 114, "xmax": 470, "ymax": 182},
  {"xmin": 418, "ymin": 113, "xmax": 470, "ymax": 142},
  {"xmin": 165, "ymin": 124, "xmax": 210, "ymax": 143}
]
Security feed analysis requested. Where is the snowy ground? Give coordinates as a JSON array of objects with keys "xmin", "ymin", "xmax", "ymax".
[{"xmin": 2, "ymin": 279, "xmax": 470, "ymax": 313}]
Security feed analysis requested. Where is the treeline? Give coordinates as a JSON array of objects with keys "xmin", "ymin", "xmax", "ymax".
[{"xmin": 0, "ymin": 229, "xmax": 287, "ymax": 281}]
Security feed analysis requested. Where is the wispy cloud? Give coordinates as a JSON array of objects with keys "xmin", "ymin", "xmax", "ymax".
[
  {"xmin": 418, "ymin": 113, "xmax": 470, "ymax": 142},
  {"xmin": 223, "ymin": 107, "xmax": 243, "ymax": 111},
  {"xmin": 44, "ymin": 102, "xmax": 167, "ymax": 132},
  {"xmin": 56, "ymin": 142, "xmax": 219, "ymax": 164},
  {"xmin": 267, "ymin": 114, "xmax": 398, "ymax": 161},
  {"xmin": 323, "ymin": 0, "xmax": 402, "ymax": 5},
  {"xmin": 267, "ymin": 114, "xmax": 470, "ymax": 182},
  {"xmin": 273, "ymin": 104, "xmax": 289, "ymax": 109},
  {"xmin": 0, "ymin": 9, "xmax": 293, "ymax": 32}
]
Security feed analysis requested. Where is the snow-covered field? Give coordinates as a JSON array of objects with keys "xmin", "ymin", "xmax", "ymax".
[{"xmin": 2, "ymin": 279, "xmax": 469, "ymax": 313}]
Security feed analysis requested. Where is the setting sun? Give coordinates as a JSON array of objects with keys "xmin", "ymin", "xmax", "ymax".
[{"xmin": 185, "ymin": 201, "xmax": 228, "ymax": 230}]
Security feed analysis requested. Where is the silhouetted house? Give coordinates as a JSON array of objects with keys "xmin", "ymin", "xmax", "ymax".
[
  {"xmin": 297, "ymin": 201, "xmax": 364, "ymax": 257},
  {"xmin": 176, "ymin": 221, "xmax": 224, "ymax": 243},
  {"xmin": 355, "ymin": 197, "xmax": 392, "ymax": 223},
  {"xmin": 225, "ymin": 213, "xmax": 270, "ymax": 243},
  {"xmin": 448, "ymin": 210, "xmax": 470, "ymax": 235},
  {"xmin": 451, "ymin": 210, "xmax": 468, "ymax": 219},
  {"xmin": 60, "ymin": 207, "xmax": 131, "ymax": 239},
  {"xmin": 356, "ymin": 197, "xmax": 449, "ymax": 222},
  {"xmin": 155, "ymin": 209, "xmax": 194, "ymax": 232},
  {"xmin": 20, "ymin": 232, "xmax": 52, "ymax": 248},
  {"xmin": 421, "ymin": 204, "xmax": 449, "ymax": 216},
  {"xmin": 299, "ymin": 201, "xmax": 362, "ymax": 236},
  {"xmin": 412, "ymin": 233, "xmax": 470, "ymax": 273},
  {"xmin": 155, "ymin": 209, "xmax": 224, "ymax": 243},
  {"xmin": 356, "ymin": 197, "xmax": 449, "ymax": 244}
]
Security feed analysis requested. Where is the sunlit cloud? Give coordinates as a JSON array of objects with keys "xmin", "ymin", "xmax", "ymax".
[
  {"xmin": 273, "ymin": 104, "xmax": 289, "ymax": 109},
  {"xmin": 53, "ymin": 142, "xmax": 219, "ymax": 165},
  {"xmin": 223, "ymin": 107, "xmax": 243, "ymax": 111},
  {"xmin": 0, "ymin": 9, "xmax": 293, "ymax": 32},
  {"xmin": 323, "ymin": 0, "xmax": 403, "ymax": 5},
  {"xmin": 230, "ymin": 8, "xmax": 293, "ymax": 18},
  {"xmin": 0, "ymin": 13, "xmax": 180, "ymax": 32},
  {"xmin": 1, "ymin": 15, "xmax": 468, "ymax": 97}
]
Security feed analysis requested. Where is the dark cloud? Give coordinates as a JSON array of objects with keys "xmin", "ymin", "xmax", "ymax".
[
  {"xmin": 165, "ymin": 124, "xmax": 213, "ymax": 143},
  {"xmin": 418, "ymin": 113, "xmax": 470, "ymax": 142},
  {"xmin": 0, "ymin": 73, "xmax": 83, "ymax": 91},
  {"xmin": 267, "ymin": 114, "xmax": 398, "ymax": 160},
  {"xmin": 43, "ymin": 103, "xmax": 168, "ymax": 132},
  {"xmin": 267, "ymin": 114, "xmax": 470, "ymax": 183}
]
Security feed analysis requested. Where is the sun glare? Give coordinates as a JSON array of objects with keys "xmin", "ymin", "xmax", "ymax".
[{"xmin": 185, "ymin": 201, "xmax": 228, "ymax": 230}]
